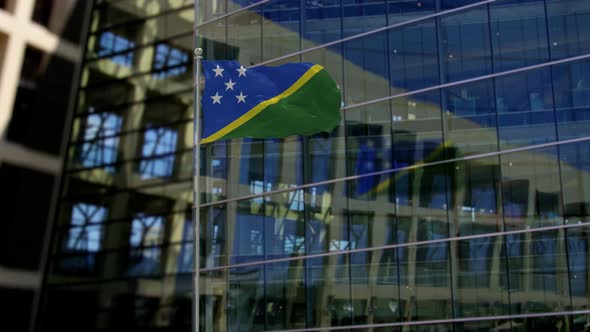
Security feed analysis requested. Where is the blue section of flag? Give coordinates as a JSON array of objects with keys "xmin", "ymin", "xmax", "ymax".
[{"xmin": 201, "ymin": 60, "xmax": 313, "ymax": 139}]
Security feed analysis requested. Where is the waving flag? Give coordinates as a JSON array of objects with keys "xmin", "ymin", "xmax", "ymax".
[{"xmin": 200, "ymin": 61, "xmax": 341, "ymax": 143}]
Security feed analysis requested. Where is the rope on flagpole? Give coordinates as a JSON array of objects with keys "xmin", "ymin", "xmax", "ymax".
[{"xmin": 192, "ymin": 47, "xmax": 203, "ymax": 332}]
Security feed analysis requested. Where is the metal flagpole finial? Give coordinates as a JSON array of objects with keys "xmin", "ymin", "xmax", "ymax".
[{"xmin": 195, "ymin": 48, "xmax": 203, "ymax": 60}]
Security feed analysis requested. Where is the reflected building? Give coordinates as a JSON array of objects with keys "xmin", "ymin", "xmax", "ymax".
[{"xmin": 36, "ymin": 0, "xmax": 590, "ymax": 332}]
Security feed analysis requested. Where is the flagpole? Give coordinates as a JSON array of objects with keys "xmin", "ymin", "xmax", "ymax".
[{"xmin": 193, "ymin": 47, "xmax": 203, "ymax": 332}]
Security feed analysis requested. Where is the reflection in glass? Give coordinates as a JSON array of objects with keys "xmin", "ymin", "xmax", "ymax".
[
  {"xmin": 443, "ymin": 79, "xmax": 498, "ymax": 156},
  {"xmin": 495, "ymin": 68, "xmax": 556, "ymax": 149},
  {"xmin": 490, "ymin": 0, "xmax": 549, "ymax": 72},
  {"xmin": 127, "ymin": 214, "xmax": 164, "ymax": 276},
  {"xmin": 60, "ymin": 203, "xmax": 107, "ymax": 272},
  {"xmin": 401, "ymin": 241, "xmax": 452, "ymax": 322},
  {"xmin": 152, "ymin": 43, "xmax": 190, "ymax": 79},
  {"xmin": 302, "ymin": 0, "xmax": 342, "ymax": 49},
  {"xmin": 501, "ymin": 147, "xmax": 563, "ymax": 230},
  {"xmin": 547, "ymin": 0, "xmax": 590, "ymax": 60},
  {"xmin": 506, "ymin": 230, "xmax": 570, "ymax": 317},
  {"xmin": 344, "ymin": 31, "xmax": 389, "ymax": 105},
  {"xmin": 440, "ymin": 6, "xmax": 492, "ymax": 82},
  {"xmin": 227, "ymin": 9, "xmax": 262, "ymax": 66},
  {"xmin": 346, "ymin": 102, "xmax": 391, "ymax": 200},
  {"xmin": 139, "ymin": 126, "xmax": 178, "ymax": 179},
  {"xmin": 342, "ymin": 0, "xmax": 387, "ymax": 37},
  {"xmin": 560, "ymin": 141, "xmax": 590, "ymax": 224},
  {"xmin": 451, "ymin": 156, "xmax": 503, "ymax": 236},
  {"xmin": 228, "ymin": 265, "xmax": 265, "ymax": 331},
  {"xmin": 388, "ymin": 0, "xmax": 435, "ymax": 25},
  {"xmin": 389, "ymin": 20, "xmax": 438, "ymax": 93},
  {"xmin": 262, "ymin": 0, "xmax": 300, "ymax": 62},
  {"xmin": 455, "ymin": 234, "xmax": 510, "ymax": 319},
  {"xmin": 97, "ymin": 31, "xmax": 135, "ymax": 66},
  {"xmin": 265, "ymin": 261, "xmax": 306, "ymax": 330},
  {"xmin": 391, "ymin": 91, "xmax": 444, "ymax": 172},
  {"xmin": 567, "ymin": 228, "xmax": 590, "ymax": 310},
  {"xmin": 553, "ymin": 59, "xmax": 590, "ymax": 140},
  {"xmin": 79, "ymin": 112, "xmax": 122, "ymax": 170}
]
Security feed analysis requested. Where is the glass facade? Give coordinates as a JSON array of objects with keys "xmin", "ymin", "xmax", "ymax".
[{"xmin": 37, "ymin": 0, "xmax": 590, "ymax": 331}]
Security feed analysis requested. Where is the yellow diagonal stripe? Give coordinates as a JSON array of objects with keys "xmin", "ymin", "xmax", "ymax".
[
  {"xmin": 368, "ymin": 139, "xmax": 454, "ymax": 196},
  {"xmin": 201, "ymin": 64, "xmax": 324, "ymax": 144}
]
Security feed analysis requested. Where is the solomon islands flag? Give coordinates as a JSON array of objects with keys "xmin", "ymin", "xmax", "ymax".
[{"xmin": 200, "ymin": 61, "xmax": 341, "ymax": 143}]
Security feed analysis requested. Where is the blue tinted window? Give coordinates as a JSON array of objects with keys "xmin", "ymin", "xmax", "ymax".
[
  {"xmin": 152, "ymin": 44, "xmax": 189, "ymax": 79},
  {"xmin": 66, "ymin": 203, "xmax": 107, "ymax": 252},
  {"xmin": 443, "ymin": 79, "xmax": 498, "ymax": 155},
  {"xmin": 139, "ymin": 126, "xmax": 178, "ymax": 178},
  {"xmin": 60, "ymin": 203, "xmax": 107, "ymax": 273},
  {"xmin": 490, "ymin": 0, "xmax": 549, "ymax": 72},
  {"xmin": 440, "ymin": 0, "xmax": 485, "ymax": 10},
  {"xmin": 440, "ymin": 7, "xmax": 492, "ymax": 82},
  {"xmin": 128, "ymin": 214, "xmax": 164, "ymax": 276},
  {"xmin": 177, "ymin": 220, "xmax": 194, "ymax": 273},
  {"xmin": 98, "ymin": 31, "xmax": 135, "ymax": 66},
  {"xmin": 416, "ymin": 220, "xmax": 449, "ymax": 286},
  {"xmin": 568, "ymin": 231, "xmax": 588, "ymax": 296},
  {"xmin": 388, "ymin": 0, "xmax": 435, "ymax": 24},
  {"xmin": 458, "ymin": 236, "xmax": 493, "ymax": 287},
  {"xmin": 79, "ymin": 112, "xmax": 122, "ymax": 170},
  {"xmin": 342, "ymin": 0, "xmax": 387, "ymax": 37},
  {"xmin": 547, "ymin": 0, "xmax": 590, "ymax": 60},
  {"xmin": 553, "ymin": 60, "xmax": 590, "ymax": 140},
  {"xmin": 495, "ymin": 68, "xmax": 556, "ymax": 148},
  {"xmin": 344, "ymin": 31, "xmax": 389, "ymax": 104},
  {"xmin": 389, "ymin": 20, "xmax": 438, "ymax": 92},
  {"xmin": 302, "ymin": 0, "xmax": 342, "ymax": 48}
]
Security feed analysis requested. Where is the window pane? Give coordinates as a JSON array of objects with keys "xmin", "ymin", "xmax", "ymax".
[
  {"xmin": 388, "ymin": 0, "xmax": 435, "ymax": 25},
  {"xmin": 505, "ymin": 230, "xmax": 570, "ymax": 316},
  {"xmin": 346, "ymin": 102, "xmax": 391, "ymax": 200},
  {"xmin": 501, "ymin": 147, "xmax": 563, "ymax": 230},
  {"xmin": 391, "ymin": 91, "xmax": 444, "ymax": 171},
  {"xmin": 139, "ymin": 127, "xmax": 178, "ymax": 179},
  {"xmin": 344, "ymin": 31, "xmax": 390, "ymax": 106},
  {"xmin": 262, "ymin": 0, "xmax": 300, "ymax": 62},
  {"xmin": 443, "ymin": 78, "xmax": 498, "ymax": 156},
  {"xmin": 547, "ymin": 0, "xmax": 590, "ymax": 60},
  {"xmin": 77, "ymin": 112, "xmax": 122, "ymax": 170},
  {"xmin": 227, "ymin": 9, "xmax": 262, "ymax": 66},
  {"xmin": 60, "ymin": 203, "xmax": 107, "ymax": 273},
  {"xmin": 342, "ymin": 0, "xmax": 387, "ymax": 37},
  {"xmin": 553, "ymin": 59, "xmax": 590, "ymax": 141},
  {"xmin": 490, "ymin": 0, "xmax": 549, "ymax": 72},
  {"xmin": 389, "ymin": 20, "xmax": 439, "ymax": 93},
  {"xmin": 440, "ymin": 6, "xmax": 492, "ymax": 82},
  {"xmin": 495, "ymin": 67, "xmax": 556, "ymax": 149},
  {"xmin": 302, "ymin": 0, "xmax": 342, "ymax": 49}
]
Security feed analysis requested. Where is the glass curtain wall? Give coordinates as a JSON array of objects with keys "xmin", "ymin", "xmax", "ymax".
[
  {"xmin": 195, "ymin": 0, "xmax": 590, "ymax": 331},
  {"xmin": 37, "ymin": 0, "xmax": 590, "ymax": 331}
]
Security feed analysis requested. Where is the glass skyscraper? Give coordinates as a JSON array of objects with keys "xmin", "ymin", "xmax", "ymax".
[{"xmin": 37, "ymin": 0, "xmax": 590, "ymax": 331}]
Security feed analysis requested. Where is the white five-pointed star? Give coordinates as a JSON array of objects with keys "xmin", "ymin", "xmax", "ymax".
[
  {"xmin": 224, "ymin": 79, "xmax": 236, "ymax": 91},
  {"xmin": 236, "ymin": 91, "xmax": 247, "ymax": 103},
  {"xmin": 212, "ymin": 65, "xmax": 224, "ymax": 77},
  {"xmin": 211, "ymin": 92, "xmax": 222, "ymax": 104},
  {"xmin": 237, "ymin": 66, "xmax": 247, "ymax": 77}
]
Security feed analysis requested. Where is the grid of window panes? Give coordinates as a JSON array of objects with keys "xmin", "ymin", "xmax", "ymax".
[
  {"xmin": 37, "ymin": 0, "xmax": 196, "ymax": 331},
  {"xmin": 195, "ymin": 0, "xmax": 590, "ymax": 331},
  {"xmin": 37, "ymin": 0, "xmax": 590, "ymax": 332}
]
